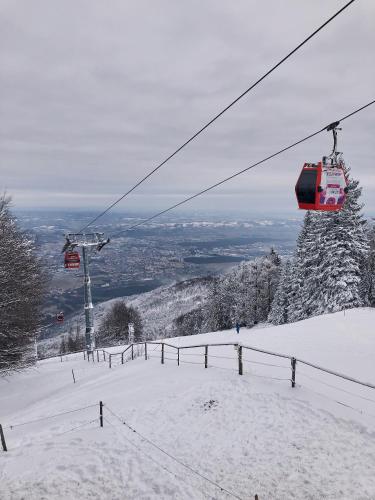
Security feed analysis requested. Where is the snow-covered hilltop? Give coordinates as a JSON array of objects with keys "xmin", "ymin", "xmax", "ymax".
[{"xmin": 1, "ymin": 308, "xmax": 375, "ymax": 499}]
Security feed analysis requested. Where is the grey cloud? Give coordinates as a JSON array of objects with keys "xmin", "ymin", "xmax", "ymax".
[{"xmin": 0, "ymin": 0, "xmax": 374, "ymax": 216}]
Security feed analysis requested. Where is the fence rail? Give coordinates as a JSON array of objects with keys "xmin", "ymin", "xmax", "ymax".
[
  {"xmin": 39, "ymin": 340, "xmax": 375, "ymax": 412},
  {"xmin": 296, "ymin": 358, "xmax": 375, "ymax": 390}
]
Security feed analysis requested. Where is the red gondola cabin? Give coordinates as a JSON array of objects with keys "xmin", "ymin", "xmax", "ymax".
[
  {"xmin": 295, "ymin": 160, "xmax": 347, "ymax": 211},
  {"xmin": 64, "ymin": 251, "xmax": 80, "ymax": 269},
  {"xmin": 56, "ymin": 312, "xmax": 64, "ymax": 323}
]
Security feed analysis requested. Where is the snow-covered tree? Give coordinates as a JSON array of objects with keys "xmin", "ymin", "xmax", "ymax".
[
  {"xmin": 313, "ymin": 175, "xmax": 368, "ymax": 314},
  {"xmin": 272, "ymin": 169, "xmax": 369, "ymax": 325},
  {"xmin": 204, "ymin": 278, "xmax": 230, "ymax": 331},
  {"xmin": 365, "ymin": 223, "xmax": 375, "ymax": 307},
  {"xmin": 96, "ymin": 300, "xmax": 143, "ymax": 347},
  {"xmin": 257, "ymin": 248, "xmax": 282, "ymax": 320},
  {"xmin": 204, "ymin": 250, "xmax": 281, "ymax": 332},
  {"xmin": 268, "ymin": 259, "xmax": 293, "ymax": 325},
  {"xmin": 173, "ymin": 306, "xmax": 206, "ymax": 337},
  {"xmin": 0, "ymin": 195, "xmax": 46, "ymax": 373}
]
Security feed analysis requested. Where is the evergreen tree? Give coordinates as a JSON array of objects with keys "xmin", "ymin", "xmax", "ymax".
[
  {"xmin": 367, "ymin": 224, "xmax": 375, "ymax": 306},
  {"xmin": 204, "ymin": 279, "xmax": 230, "ymax": 331},
  {"xmin": 205, "ymin": 250, "xmax": 281, "ymax": 332},
  {"xmin": 313, "ymin": 175, "xmax": 368, "ymax": 314},
  {"xmin": 268, "ymin": 259, "xmax": 293, "ymax": 325},
  {"xmin": 173, "ymin": 306, "xmax": 206, "ymax": 337},
  {"xmin": 281, "ymin": 169, "xmax": 368, "ymax": 323},
  {"xmin": 287, "ymin": 211, "xmax": 320, "ymax": 322},
  {"xmin": 258, "ymin": 249, "xmax": 282, "ymax": 319}
]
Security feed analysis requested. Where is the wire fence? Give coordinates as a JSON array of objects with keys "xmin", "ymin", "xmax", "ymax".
[
  {"xmin": 4, "ymin": 335, "xmax": 375, "ymax": 497},
  {"xmin": 34, "ymin": 339, "xmax": 375, "ymax": 427},
  {"xmin": 104, "ymin": 404, "xmax": 244, "ymax": 500},
  {"xmin": 0, "ymin": 402, "xmax": 102, "ymax": 452},
  {"xmin": 146, "ymin": 341, "xmax": 375, "ymax": 420},
  {"xmin": 1, "ymin": 398, "xmax": 260, "ymax": 498}
]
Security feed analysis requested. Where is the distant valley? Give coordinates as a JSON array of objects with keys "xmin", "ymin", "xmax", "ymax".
[{"xmin": 16, "ymin": 210, "xmax": 301, "ymax": 339}]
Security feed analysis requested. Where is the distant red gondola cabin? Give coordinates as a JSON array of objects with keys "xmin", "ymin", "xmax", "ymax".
[
  {"xmin": 56, "ymin": 312, "xmax": 64, "ymax": 323},
  {"xmin": 295, "ymin": 161, "xmax": 347, "ymax": 211},
  {"xmin": 64, "ymin": 251, "xmax": 80, "ymax": 269}
]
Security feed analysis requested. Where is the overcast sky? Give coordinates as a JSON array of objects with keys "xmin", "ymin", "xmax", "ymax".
[{"xmin": 1, "ymin": 0, "xmax": 374, "ymax": 219}]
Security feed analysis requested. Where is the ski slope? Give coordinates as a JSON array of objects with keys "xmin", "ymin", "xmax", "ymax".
[{"xmin": 1, "ymin": 308, "xmax": 375, "ymax": 499}]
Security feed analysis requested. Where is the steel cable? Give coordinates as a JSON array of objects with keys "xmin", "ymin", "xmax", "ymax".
[
  {"xmin": 78, "ymin": 0, "xmax": 357, "ymax": 232},
  {"xmin": 242, "ymin": 358, "xmax": 290, "ymax": 370},
  {"xmin": 103, "ymin": 416, "xmax": 214, "ymax": 499},
  {"xmin": 295, "ymin": 383, "xmax": 375, "ymax": 420},
  {"xmin": 297, "ymin": 370, "xmax": 375, "ymax": 405},
  {"xmin": 7, "ymin": 403, "xmax": 98, "ymax": 429},
  {"xmin": 105, "ymin": 405, "xmax": 244, "ymax": 500},
  {"xmin": 113, "ymin": 99, "xmax": 375, "ymax": 236}
]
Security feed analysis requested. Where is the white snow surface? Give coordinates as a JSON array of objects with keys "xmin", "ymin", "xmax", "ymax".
[{"xmin": 1, "ymin": 308, "xmax": 375, "ymax": 499}]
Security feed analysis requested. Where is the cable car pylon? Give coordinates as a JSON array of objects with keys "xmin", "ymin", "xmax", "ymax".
[{"xmin": 62, "ymin": 233, "xmax": 109, "ymax": 354}]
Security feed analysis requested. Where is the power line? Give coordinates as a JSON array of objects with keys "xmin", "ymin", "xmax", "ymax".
[
  {"xmin": 78, "ymin": 0, "xmax": 356, "ymax": 232},
  {"xmin": 112, "ymin": 99, "xmax": 375, "ymax": 236}
]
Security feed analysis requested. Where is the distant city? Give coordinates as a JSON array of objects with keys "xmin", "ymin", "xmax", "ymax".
[{"xmin": 16, "ymin": 210, "xmax": 301, "ymax": 328}]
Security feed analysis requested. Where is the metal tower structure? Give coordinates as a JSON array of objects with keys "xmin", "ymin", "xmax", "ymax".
[{"xmin": 62, "ymin": 233, "xmax": 109, "ymax": 353}]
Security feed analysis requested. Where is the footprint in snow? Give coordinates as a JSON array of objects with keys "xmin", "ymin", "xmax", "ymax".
[{"xmin": 203, "ymin": 399, "xmax": 218, "ymax": 411}]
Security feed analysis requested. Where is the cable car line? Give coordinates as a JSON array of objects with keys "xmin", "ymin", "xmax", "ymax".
[
  {"xmin": 112, "ymin": 99, "xmax": 374, "ymax": 236},
  {"xmin": 77, "ymin": 0, "xmax": 356, "ymax": 233}
]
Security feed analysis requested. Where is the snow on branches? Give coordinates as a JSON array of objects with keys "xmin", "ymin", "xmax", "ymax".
[
  {"xmin": 0, "ymin": 195, "xmax": 46, "ymax": 373},
  {"xmin": 269, "ymin": 171, "xmax": 370, "ymax": 325},
  {"xmin": 174, "ymin": 249, "xmax": 281, "ymax": 335}
]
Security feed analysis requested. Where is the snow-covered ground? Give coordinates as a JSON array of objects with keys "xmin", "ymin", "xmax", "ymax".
[{"xmin": 1, "ymin": 308, "xmax": 375, "ymax": 499}]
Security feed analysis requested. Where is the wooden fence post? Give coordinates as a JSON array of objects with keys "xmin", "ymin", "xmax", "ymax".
[
  {"xmin": 72, "ymin": 369, "xmax": 76, "ymax": 384},
  {"xmin": 238, "ymin": 345, "xmax": 243, "ymax": 375},
  {"xmin": 103, "ymin": 350, "xmax": 106, "ymax": 361},
  {"xmin": 131, "ymin": 344, "xmax": 134, "ymax": 361},
  {"xmin": 291, "ymin": 357, "xmax": 296, "ymax": 388},
  {"xmin": 121, "ymin": 352, "xmax": 124, "ymax": 365},
  {"xmin": 96, "ymin": 350, "xmax": 99, "ymax": 362},
  {"xmin": 109, "ymin": 354, "xmax": 112, "ymax": 369},
  {"xmin": 205, "ymin": 345, "xmax": 208, "ymax": 368},
  {"xmin": 144, "ymin": 342, "xmax": 148, "ymax": 360},
  {"xmin": 161, "ymin": 343, "xmax": 164, "ymax": 364},
  {"xmin": 99, "ymin": 401, "xmax": 103, "ymax": 428},
  {"xmin": 177, "ymin": 348, "xmax": 180, "ymax": 366},
  {"xmin": 0, "ymin": 424, "xmax": 7, "ymax": 451}
]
